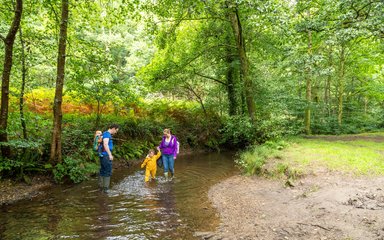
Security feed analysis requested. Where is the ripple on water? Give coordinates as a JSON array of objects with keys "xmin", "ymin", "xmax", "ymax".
[{"xmin": 0, "ymin": 152, "xmax": 238, "ymax": 240}]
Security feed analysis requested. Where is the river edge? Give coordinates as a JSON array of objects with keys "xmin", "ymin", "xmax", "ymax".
[
  {"xmin": 0, "ymin": 175, "xmax": 53, "ymax": 206},
  {"xmin": 203, "ymin": 172, "xmax": 384, "ymax": 240},
  {"xmin": 0, "ymin": 158, "xmax": 138, "ymax": 206},
  {"xmin": 0, "ymin": 147, "xmax": 201, "ymax": 206}
]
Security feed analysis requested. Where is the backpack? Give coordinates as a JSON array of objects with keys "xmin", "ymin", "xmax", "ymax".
[
  {"xmin": 93, "ymin": 135, "xmax": 103, "ymax": 154},
  {"xmin": 170, "ymin": 136, "xmax": 180, "ymax": 154}
]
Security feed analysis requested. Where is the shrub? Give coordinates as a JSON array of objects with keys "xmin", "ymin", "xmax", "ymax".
[
  {"xmin": 235, "ymin": 140, "xmax": 288, "ymax": 175},
  {"xmin": 53, "ymin": 156, "xmax": 98, "ymax": 183},
  {"xmin": 0, "ymin": 139, "xmax": 48, "ymax": 181},
  {"xmin": 220, "ymin": 115, "xmax": 255, "ymax": 148}
]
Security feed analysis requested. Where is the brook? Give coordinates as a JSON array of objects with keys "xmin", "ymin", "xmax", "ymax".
[{"xmin": 0, "ymin": 152, "xmax": 238, "ymax": 239}]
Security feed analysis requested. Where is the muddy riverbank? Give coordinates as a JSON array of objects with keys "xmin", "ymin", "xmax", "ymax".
[
  {"xmin": 206, "ymin": 172, "xmax": 384, "ymax": 240},
  {"xmin": 0, "ymin": 176, "xmax": 52, "ymax": 205}
]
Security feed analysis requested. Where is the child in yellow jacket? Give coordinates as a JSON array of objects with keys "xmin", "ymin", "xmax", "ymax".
[{"xmin": 141, "ymin": 147, "xmax": 161, "ymax": 182}]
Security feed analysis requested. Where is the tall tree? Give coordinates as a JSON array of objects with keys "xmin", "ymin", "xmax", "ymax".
[
  {"xmin": 225, "ymin": 35, "xmax": 239, "ymax": 116},
  {"xmin": 0, "ymin": 0, "xmax": 23, "ymax": 155},
  {"xmin": 304, "ymin": 28, "xmax": 313, "ymax": 135},
  {"xmin": 50, "ymin": 0, "xmax": 69, "ymax": 164},
  {"xmin": 19, "ymin": 26, "xmax": 28, "ymax": 140},
  {"xmin": 324, "ymin": 45, "xmax": 333, "ymax": 117},
  {"xmin": 337, "ymin": 43, "xmax": 346, "ymax": 126},
  {"xmin": 226, "ymin": 1, "xmax": 255, "ymax": 122}
]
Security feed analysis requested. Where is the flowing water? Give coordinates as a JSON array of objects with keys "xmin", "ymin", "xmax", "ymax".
[{"xmin": 0, "ymin": 152, "xmax": 238, "ymax": 240}]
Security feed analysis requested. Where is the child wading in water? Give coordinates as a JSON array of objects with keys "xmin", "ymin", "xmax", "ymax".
[{"xmin": 141, "ymin": 147, "xmax": 161, "ymax": 182}]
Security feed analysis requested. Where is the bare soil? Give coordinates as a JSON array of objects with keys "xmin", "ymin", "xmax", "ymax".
[
  {"xmin": 202, "ymin": 172, "xmax": 384, "ymax": 240},
  {"xmin": 198, "ymin": 134, "xmax": 384, "ymax": 240}
]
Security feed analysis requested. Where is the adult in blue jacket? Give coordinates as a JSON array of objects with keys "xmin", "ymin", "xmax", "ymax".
[{"xmin": 99, "ymin": 123, "xmax": 119, "ymax": 192}]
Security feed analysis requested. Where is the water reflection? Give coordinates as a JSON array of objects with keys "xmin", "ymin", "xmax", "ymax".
[
  {"xmin": 93, "ymin": 193, "xmax": 112, "ymax": 239},
  {"xmin": 0, "ymin": 152, "xmax": 238, "ymax": 239}
]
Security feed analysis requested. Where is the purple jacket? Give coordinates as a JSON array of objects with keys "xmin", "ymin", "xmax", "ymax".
[{"xmin": 159, "ymin": 135, "xmax": 178, "ymax": 158}]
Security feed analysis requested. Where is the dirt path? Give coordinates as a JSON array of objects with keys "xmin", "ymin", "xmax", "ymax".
[{"xmin": 203, "ymin": 173, "xmax": 384, "ymax": 240}]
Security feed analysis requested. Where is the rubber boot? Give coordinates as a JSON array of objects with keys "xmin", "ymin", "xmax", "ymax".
[
  {"xmin": 164, "ymin": 172, "xmax": 169, "ymax": 181},
  {"xmin": 169, "ymin": 171, "xmax": 174, "ymax": 181},
  {"xmin": 103, "ymin": 176, "xmax": 110, "ymax": 193},
  {"xmin": 98, "ymin": 176, "xmax": 104, "ymax": 191}
]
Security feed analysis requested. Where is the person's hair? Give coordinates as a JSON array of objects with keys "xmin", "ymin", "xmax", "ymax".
[
  {"xmin": 95, "ymin": 130, "xmax": 102, "ymax": 136},
  {"xmin": 148, "ymin": 149, "xmax": 155, "ymax": 154},
  {"xmin": 163, "ymin": 128, "xmax": 171, "ymax": 134},
  {"xmin": 109, "ymin": 124, "xmax": 120, "ymax": 130}
]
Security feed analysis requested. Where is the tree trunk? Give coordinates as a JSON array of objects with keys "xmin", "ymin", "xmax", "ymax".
[
  {"xmin": 225, "ymin": 36, "xmax": 238, "ymax": 116},
  {"xmin": 19, "ymin": 27, "xmax": 28, "ymax": 140},
  {"xmin": 241, "ymin": 92, "xmax": 247, "ymax": 115},
  {"xmin": 364, "ymin": 97, "xmax": 368, "ymax": 115},
  {"xmin": 0, "ymin": 0, "xmax": 23, "ymax": 156},
  {"xmin": 325, "ymin": 47, "xmax": 332, "ymax": 117},
  {"xmin": 337, "ymin": 44, "xmax": 345, "ymax": 127},
  {"xmin": 50, "ymin": 0, "xmax": 69, "ymax": 164},
  {"xmin": 227, "ymin": 2, "xmax": 255, "ymax": 122},
  {"xmin": 304, "ymin": 29, "xmax": 312, "ymax": 135}
]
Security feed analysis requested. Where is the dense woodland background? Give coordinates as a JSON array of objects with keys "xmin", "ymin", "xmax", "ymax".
[{"xmin": 0, "ymin": 0, "xmax": 383, "ymax": 183}]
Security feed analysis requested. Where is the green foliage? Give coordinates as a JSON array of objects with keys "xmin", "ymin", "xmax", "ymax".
[
  {"xmin": 126, "ymin": 99, "xmax": 225, "ymax": 150},
  {"xmin": 2, "ymin": 0, "xmax": 384, "ymax": 185},
  {"xmin": 272, "ymin": 163, "xmax": 303, "ymax": 180},
  {"xmin": 220, "ymin": 113, "xmax": 298, "ymax": 147},
  {"xmin": 311, "ymin": 103, "xmax": 383, "ymax": 135},
  {"xmin": 7, "ymin": 111, "xmax": 52, "ymax": 141},
  {"xmin": 0, "ymin": 139, "xmax": 47, "ymax": 180},
  {"xmin": 114, "ymin": 140, "xmax": 150, "ymax": 162},
  {"xmin": 120, "ymin": 118, "xmax": 162, "ymax": 141},
  {"xmin": 1, "ymin": 103, "xmax": 228, "ymax": 183},
  {"xmin": 236, "ymin": 140, "xmax": 288, "ymax": 175},
  {"xmin": 220, "ymin": 115, "xmax": 255, "ymax": 147},
  {"xmin": 61, "ymin": 118, "xmax": 94, "ymax": 157},
  {"xmin": 53, "ymin": 156, "xmax": 99, "ymax": 184}
]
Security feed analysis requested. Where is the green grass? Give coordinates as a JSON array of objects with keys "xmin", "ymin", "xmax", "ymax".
[
  {"xmin": 236, "ymin": 140, "xmax": 287, "ymax": 175},
  {"xmin": 358, "ymin": 131, "xmax": 384, "ymax": 137},
  {"xmin": 283, "ymin": 136, "xmax": 384, "ymax": 176},
  {"xmin": 238, "ymin": 132, "xmax": 384, "ymax": 177}
]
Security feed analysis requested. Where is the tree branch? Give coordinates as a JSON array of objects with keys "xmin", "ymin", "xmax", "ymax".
[
  {"xmin": 182, "ymin": 83, "xmax": 207, "ymax": 115},
  {"xmin": 352, "ymin": 1, "xmax": 374, "ymax": 20},
  {"xmin": 217, "ymin": 43, "xmax": 238, "ymax": 50},
  {"xmin": 155, "ymin": 16, "xmax": 228, "ymax": 24},
  {"xmin": 193, "ymin": 71, "xmax": 226, "ymax": 86},
  {"xmin": 150, "ymin": 43, "xmax": 228, "ymax": 82}
]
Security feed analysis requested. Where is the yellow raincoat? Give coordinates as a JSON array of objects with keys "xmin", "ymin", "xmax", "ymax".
[{"xmin": 141, "ymin": 151, "xmax": 161, "ymax": 182}]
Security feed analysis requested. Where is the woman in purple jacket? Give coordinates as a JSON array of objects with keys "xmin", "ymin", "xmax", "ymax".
[{"xmin": 159, "ymin": 128, "xmax": 178, "ymax": 181}]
